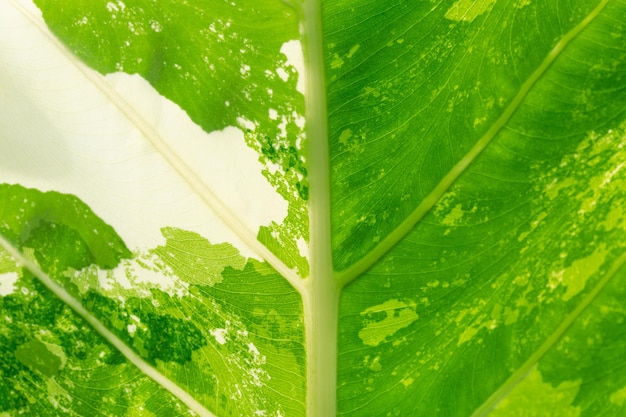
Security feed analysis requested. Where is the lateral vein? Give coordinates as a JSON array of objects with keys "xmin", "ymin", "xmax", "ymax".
[
  {"xmin": 470, "ymin": 247, "xmax": 626, "ymax": 416},
  {"xmin": 0, "ymin": 234, "xmax": 218, "ymax": 417},
  {"xmin": 9, "ymin": 0, "xmax": 305, "ymax": 294},
  {"xmin": 336, "ymin": 0, "xmax": 611, "ymax": 287}
]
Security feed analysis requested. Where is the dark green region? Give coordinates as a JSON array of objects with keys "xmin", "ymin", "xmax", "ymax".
[
  {"xmin": 33, "ymin": 0, "xmax": 299, "ymax": 134},
  {"xmin": 259, "ymin": 133, "xmax": 308, "ymax": 201},
  {"xmin": 0, "ymin": 180, "xmax": 305, "ymax": 416},
  {"xmin": 0, "ymin": 183, "xmax": 130, "ymax": 271},
  {"xmin": 14, "ymin": 338, "xmax": 63, "ymax": 378},
  {"xmin": 0, "ymin": 273, "xmax": 190, "ymax": 416},
  {"xmin": 85, "ymin": 289, "xmax": 207, "ymax": 364}
]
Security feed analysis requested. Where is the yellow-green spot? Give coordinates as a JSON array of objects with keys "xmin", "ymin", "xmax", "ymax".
[
  {"xmin": 442, "ymin": 204, "xmax": 464, "ymax": 226},
  {"xmin": 457, "ymin": 326, "xmax": 480, "ymax": 346},
  {"xmin": 560, "ymin": 243, "xmax": 608, "ymax": 301},
  {"xmin": 400, "ymin": 376, "xmax": 414, "ymax": 388},
  {"xmin": 609, "ymin": 385, "xmax": 626, "ymax": 407},
  {"xmin": 445, "ymin": 0, "xmax": 496, "ymax": 23},
  {"xmin": 602, "ymin": 203, "xmax": 626, "ymax": 231},
  {"xmin": 491, "ymin": 367, "xmax": 582, "ymax": 416},
  {"xmin": 359, "ymin": 299, "xmax": 418, "ymax": 347},
  {"xmin": 347, "ymin": 44, "xmax": 360, "ymax": 58},
  {"xmin": 503, "ymin": 306, "xmax": 519, "ymax": 325},
  {"xmin": 369, "ymin": 355, "xmax": 382, "ymax": 372},
  {"xmin": 331, "ymin": 53, "xmax": 344, "ymax": 69},
  {"xmin": 457, "ymin": 313, "xmax": 498, "ymax": 346},
  {"xmin": 339, "ymin": 129, "xmax": 353, "ymax": 146}
]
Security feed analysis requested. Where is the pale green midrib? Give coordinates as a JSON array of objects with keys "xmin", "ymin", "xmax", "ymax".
[
  {"xmin": 10, "ymin": 0, "xmax": 305, "ymax": 295},
  {"xmin": 336, "ymin": 0, "xmax": 611, "ymax": 287},
  {"xmin": 0, "ymin": 235, "xmax": 217, "ymax": 417},
  {"xmin": 300, "ymin": 0, "xmax": 340, "ymax": 416},
  {"xmin": 471, "ymin": 247, "xmax": 626, "ymax": 416}
]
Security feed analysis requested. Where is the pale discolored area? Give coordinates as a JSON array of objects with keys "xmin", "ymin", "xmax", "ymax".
[
  {"xmin": 337, "ymin": 0, "xmax": 626, "ymax": 415},
  {"xmin": 0, "ymin": 184, "xmax": 306, "ymax": 416},
  {"xmin": 104, "ymin": 72, "xmax": 289, "ymax": 241},
  {"xmin": 21, "ymin": 0, "xmax": 310, "ymax": 276},
  {"xmin": 0, "ymin": 0, "xmax": 266, "ymax": 260},
  {"xmin": 490, "ymin": 367, "xmax": 583, "ymax": 416},
  {"xmin": 445, "ymin": 0, "xmax": 497, "ymax": 22},
  {"xmin": 358, "ymin": 299, "xmax": 419, "ymax": 347}
]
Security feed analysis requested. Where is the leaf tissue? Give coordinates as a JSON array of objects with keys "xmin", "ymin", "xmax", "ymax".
[{"xmin": 1, "ymin": 0, "xmax": 626, "ymax": 416}]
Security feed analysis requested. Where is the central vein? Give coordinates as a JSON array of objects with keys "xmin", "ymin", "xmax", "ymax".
[{"xmin": 300, "ymin": 0, "xmax": 339, "ymax": 416}]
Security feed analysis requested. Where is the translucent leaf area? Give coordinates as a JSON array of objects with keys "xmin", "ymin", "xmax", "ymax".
[
  {"xmin": 2, "ymin": 0, "xmax": 626, "ymax": 416},
  {"xmin": 31, "ymin": 0, "xmax": 310, "ymax": 277}
]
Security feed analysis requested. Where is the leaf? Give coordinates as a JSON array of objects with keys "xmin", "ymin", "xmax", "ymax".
[{"xmin": 1, "ymin": 0, "xmax": 626, "ymax": 416}]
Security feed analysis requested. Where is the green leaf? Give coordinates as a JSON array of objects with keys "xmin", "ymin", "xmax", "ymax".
[{"xmin": 1, "ymin": 0, "xmax": 626, "ymax": 416}]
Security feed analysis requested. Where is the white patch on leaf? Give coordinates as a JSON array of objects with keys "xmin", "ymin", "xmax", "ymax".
[
  {"xmin": 0, "ymin": 272, "xmax": 19, "ymax": 296},
  {"xmin": 280, "ymin": 40, "xmax": 305, "ymax": 94},
  {"xmin": 210, "ymin": 328, "xmax": 228, "ymax": 345},
  {"xmin": 105, "ymin": 73, "xmax": 289, "ymax": 241},
  {"xmin": 0, "ymin": 1, "xmax": 283, "ymax": 260}
]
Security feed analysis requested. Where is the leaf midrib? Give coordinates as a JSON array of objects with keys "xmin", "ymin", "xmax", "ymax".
[{"xmin": 335, "ymin": 0, "xmax": 612, "ymax": 287}]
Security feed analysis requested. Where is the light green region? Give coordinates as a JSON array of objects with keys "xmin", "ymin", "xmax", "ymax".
[
  {"xmin": 546, "ymin": 178, "xmax": 577, "ymax": 201},
  {"xmin": 0, "ymin": 248, "xmax": 18, "ymax": 273},
  {"xmin": 359, "ymin": 299, "xmax": 418, "ymax": 347},
  {"xmin": 152, "ymin": 227, "xmax": 246, "ymax": 286},
  {"xmin": 602, "ymin": 203, "xmax": 626, "ymax": 232},
  {"xmin": 347, "ymin": 44, "xmax": 360, "ymax": 58},
  {"xmin": 442, "ymin": 204, "xmax": 465, "ymax": 226},
  {"xmin": 457, "ymin": 314, "xmax": 497, "ymax": 346},
  {"xmin": 610, "ymin": 385, "xmax": 626, "ymax": 407},
  {"xmin": 491, "ymin": 367, "xmax": 582, "ymax": 416},
  {"xmin": 339, "ymin": 129, "xmax": 353, "ymax": 145},
  {"xmin": 445, "ymin": 0, "xmax": 497, "ymax": 22},
  {"xmin": 331, "ymin": 53, "xmax": 345, "ymax": 69},
  {"xmin": 45, "ymin": 377, "xmax": 71, "ymax": 409},
  {"xmin": 559, "ymin": 243, "xmax": 608, "ymax": 301}
]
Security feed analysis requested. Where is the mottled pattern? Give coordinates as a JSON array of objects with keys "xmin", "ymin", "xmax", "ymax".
[
  {"xmin": 335, "ymin": 1, "xmax": 626, "ymax": 415},
  {"xmin": 2, "ymin": 0, "xmax": 626, "ymax": 416},
  {"xmin": 0, "ymin": 185, "xmax": 305, "ymax": 416}
]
